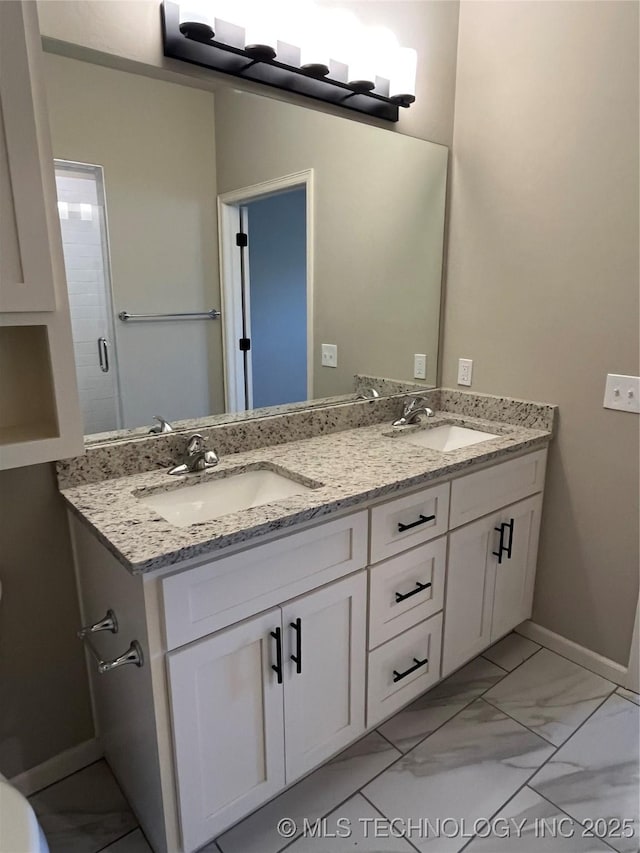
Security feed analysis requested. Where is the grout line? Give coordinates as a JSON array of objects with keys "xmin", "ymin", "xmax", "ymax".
[
  {"xmin": 26, "ymin": 758, "xmax": 104, "ymax": 801},
  {"xmin": 480, "ymin": 653, "xmax": 509, "ymax": 672},
  {"xmin": 456, "ymin": 732, "xmax": 568, "ymax": 852},
  {"xmin": 615, "ymin": 688, "xmax": 640, "ymax": 707},
  {"xmin": 479, "ymin": 694, "xmax": 562, "ymax": 745},
  {"xmin": 94, "ymin": 827, "xmax": 142, "ymax": 853},
  {"xmin": 459, "ymin": 691, "xmax": 627, "ymax": 852},
  {"xmin": 531, "ymin": 789, "xmax": 620, "ymax": 853},
  {"xmin": 358, "ymin": 790, "xmax": 423, "ymax": 853},
  {"xmin": 482, "ymin": 683, "xmax": 617, "ymax": 749},
  {"xmin": 375, "ymin": 728, "xmax": 400, "ymax": 750},
  {"xmin": 516, "ymin": 635, "xmax": 620, "ymax": 687}
]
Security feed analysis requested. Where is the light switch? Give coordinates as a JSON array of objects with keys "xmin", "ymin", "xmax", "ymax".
[
  {"xmin": 321, "ymin": 343, "xmax": 338, "ymax": 368},
  {"xmin": 603, "ymin": 374, "xmax": 640, "ymax": 413},
  {"xmin": 414, "ymin": 354, "xmax": 427, "ymax": 380},
  {"xmin": 457, "ymin": 358, "xmax": 473, "ymax": 387}
]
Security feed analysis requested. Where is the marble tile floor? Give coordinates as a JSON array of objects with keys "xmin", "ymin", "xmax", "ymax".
[{"xmin": 26, "ymin": 635, "xmax": 639, "ymax": 853}]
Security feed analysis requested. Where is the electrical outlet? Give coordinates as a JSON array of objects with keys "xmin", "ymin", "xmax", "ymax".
[
  {"xmin": 457, "ymin": 358, "xmax": 473, "ymax": 386},
  {"xmin": 414, "ymin": 353, "xmax": 427, "ymax": 380},
  {"xmin": 603, "ymin": 374, "xmax": 640, "ymax": 413},
  {"xmin": 321, "ymin": 343, "xmax": 338, "ymax": 368}
]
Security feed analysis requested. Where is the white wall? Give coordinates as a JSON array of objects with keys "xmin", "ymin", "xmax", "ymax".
[{"xmin": 444, "ymin": 0, "xmax": 639, "ymax": 665}]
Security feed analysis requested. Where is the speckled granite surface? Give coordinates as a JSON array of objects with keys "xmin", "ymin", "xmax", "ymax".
[
  {"xmin": 85, "ymin": 393, "xmax": 357, "ymax": 446},
  {"xmin": 57, "ymin": 389, "xmax": 556, "ymax": 489},
  {"xmin": 61, "ymin": 409, "xmax": 552, "ymax": 574},
  {"xmin": 57, "ymin": 396, "xmax": 403, "ymax": 488}
]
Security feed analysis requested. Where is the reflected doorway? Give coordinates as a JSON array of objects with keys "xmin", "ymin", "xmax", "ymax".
[
  {"xmin": 54, "ymin": 160, "xmax": 123, "ymax": 434},
  {"xmin": 218, "ymin": 171, "xmax": 313, "ymax": 412}
]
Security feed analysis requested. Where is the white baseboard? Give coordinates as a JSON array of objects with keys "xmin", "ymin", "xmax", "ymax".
[
  {"xmin": 516, "ymin": 620, "xmax": 628, "ymax": 685},
  {"xmin": 10, "ymin": 738, "xmax": 103, "ymax": 797}
]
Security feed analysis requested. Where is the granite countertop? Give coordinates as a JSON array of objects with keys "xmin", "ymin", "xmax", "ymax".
[{"xmin": 61, "ymin": 410, "xmax": 552, "ymax": 575}]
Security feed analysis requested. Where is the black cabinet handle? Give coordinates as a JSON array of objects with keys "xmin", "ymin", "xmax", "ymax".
[
  {"xmin": 270, "ymin": 627, "xmax": 283, "ymax": 684},
  {"xmin": 397, "ymin": 513, "xmax": 435, "ymax": 533},
  {"xmin": 493, "ymin": 519, "xmax": 515, "ymax": 564},
  {"xmin": 393, "ymin": 656, "xmax": 429, "ymax": 683},
  {"xmin": 395, "ymin": 580, "xmax": 432, "ymax": 603},
  {"xmin": 505, "ymin": 518, "xmax": 515, "ymax": 559},
  {"xmin": 493, "ymin": 523, "xmax": 506, "ymax": 564},
  {"xmin": 290, "ymin": 618, "xmax": 302, "ymax": 675}
]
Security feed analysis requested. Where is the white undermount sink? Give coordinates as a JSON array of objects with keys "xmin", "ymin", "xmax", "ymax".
[
  {"xmin": 139, "ymin": 468, "xmax": 316, "ymax": 528},
  {"xmin": 398, "ymin": 424, "xmax": 499, "ymax": 452}
]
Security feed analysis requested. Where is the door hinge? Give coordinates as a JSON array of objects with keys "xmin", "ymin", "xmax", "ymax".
[
  {"xmin": 239, "ymin": 337, "xmax": 251, "ymax": 351},
  {"xmin": 235, "ymin": 232, "xmax": 248, "ymax": 248}
]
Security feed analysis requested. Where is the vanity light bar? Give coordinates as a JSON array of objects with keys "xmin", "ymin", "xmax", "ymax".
[{"xmin": 161, "ymin": 2, "xmax": 416, "ymax": 122}]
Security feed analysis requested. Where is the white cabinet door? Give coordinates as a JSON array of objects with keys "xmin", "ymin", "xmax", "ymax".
[
  {"xmin": 167, "ymin": 609, "xmax": 285, "ymax": 852},
  {"xmin": 491, "ymin": 494, "xmax": 543, "ymax": 641},
  {"xmin": 0, "ymin": 1, "xmax": 56, "ymax": 312},
  {"xmin": 282, "ymin": 572, "xmax": 367, "ymax": 782},
  {"xmin": 442, "ymin": 512, "xmax": 498, "ymax": 677}
]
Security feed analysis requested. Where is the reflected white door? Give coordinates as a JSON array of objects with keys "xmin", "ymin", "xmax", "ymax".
[{"xmin": 54, "ymin": 161, "xmax": 122, "ymax": 434}]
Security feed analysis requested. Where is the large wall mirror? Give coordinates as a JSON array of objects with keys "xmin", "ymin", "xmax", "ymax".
[{"xmin": 42, "ymin": 51, "xmax": 448, "ymax": 439}]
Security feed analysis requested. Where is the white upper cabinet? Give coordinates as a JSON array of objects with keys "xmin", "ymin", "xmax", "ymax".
[
  {"xmin": 0, "ymin": 1, "xmax": 83, "ymax": 468},
  {"xmin": 0, "ymin": 1, "xmax": 57, "ymax": 312}
]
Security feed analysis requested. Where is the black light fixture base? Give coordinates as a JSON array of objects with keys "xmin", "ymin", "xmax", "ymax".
[
  {"xmin": 244, "ymin": 44, "xmax": 277, "ymax": 62},
  {"xmin": 178, "ymin": 22, "xmax": 214, "ymax": 41},
  {"xmin": 162, "ymin": 1, "xmax": 403, "ymax": 122},
  {"xmin": 300, "ymin": 63, "xmax": 331, "ymax": 79},
  {"xmin": 390, "ymin": 93, "xmax": 416, "ymax": 107},
  {"xmin": 348, "ymin": 79, "xmax": 376, "ymax": 93}
]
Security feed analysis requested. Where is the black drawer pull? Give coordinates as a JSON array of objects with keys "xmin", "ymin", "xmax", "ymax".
[
  {"xmin": 393, "ymin": 656, "xmax": 429, "ymax": 683},
  {"xmin": 493, "ymin": 524, "xmax": 505, "ymax": 564},
  {"xmin": 290, "ymin": 618, "xmax": 302, "ymax": 675},
  {"xmin": 270, "ymin": 627, "xmax": 283, "ymax": 684},
  {"xmin": 505, "ymin": 518, "xmax": 515, "ymax": 559},
  {"xmin": 397, "ymin": 513, "xmax": 435, "ymax": 533},
  {"xmin": 493, "ymin": 518, "xmax": 515, "ymax": 564},
  {"xmin": 395, "ymin": 580, "xmax": 432, "ymax": 603}
]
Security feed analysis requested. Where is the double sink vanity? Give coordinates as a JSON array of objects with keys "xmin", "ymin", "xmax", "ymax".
[{"xmin": 59, "ymin": 386, "xmax": 556, "ymax": 853}]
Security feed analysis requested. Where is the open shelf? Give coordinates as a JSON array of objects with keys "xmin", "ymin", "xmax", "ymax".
[{"xmin": 0, "ymin": 325, "xmax": 59, "ymax": 445}]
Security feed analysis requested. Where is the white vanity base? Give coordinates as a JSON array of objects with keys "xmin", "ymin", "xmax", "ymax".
[{"xmin": 70, "ymin": 447, "xmax": 547, "ymax": 853}]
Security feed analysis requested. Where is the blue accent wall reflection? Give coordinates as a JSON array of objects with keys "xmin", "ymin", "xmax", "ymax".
[{"xmin": 246, "ymin": 188, "xmax": 307, "ymax": 408}]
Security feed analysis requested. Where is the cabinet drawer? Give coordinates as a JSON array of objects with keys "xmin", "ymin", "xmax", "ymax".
[
  {"xmin": 162, "ymin": 511, "xmax": 368, "ymax": 650},
  {"xmin": 367, "ymin": 612, "xmax": 442, "ymax": 728},
  {"xmin": 449, "ymin": 449, "xmax": 547, "ymax": 529},
  {"xmin": 368, "ymin": 537, "xmax": 446, "ymax": 649},
  {"xmin": 370, "ymin": 482, "xmax": 450, "ymax": 563}
]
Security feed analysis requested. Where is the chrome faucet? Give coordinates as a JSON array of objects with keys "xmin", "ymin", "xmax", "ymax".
[
  {"xmin": 168, "ymin": 433, "xmax": 219, "ymax": 475},
  {"xmin": 149, "ymin": 415, "xmax": 174, "ymax": 434},
  {"xmin": 392, "ymin": 396, "xmax": 436, "ymax": 427},
  {"xmin": 356, "ymin": 387, "xmax": 381, "ymax": 400}
]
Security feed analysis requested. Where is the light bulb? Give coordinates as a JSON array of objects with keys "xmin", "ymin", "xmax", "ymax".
[
  {"xmin": 389, "ymin": 47, "xmax": 417, "ymax": 104},
  {"xmin": 298, "ymin": 2, "xmax": 330, "ymax": 77},
  {"xmin": 242, "ymin": 2, "xmax": 278, "ymax": 60},
  {"xmin": 347, "ymin": 24, "xmax": 394, "ymax": 91}
]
